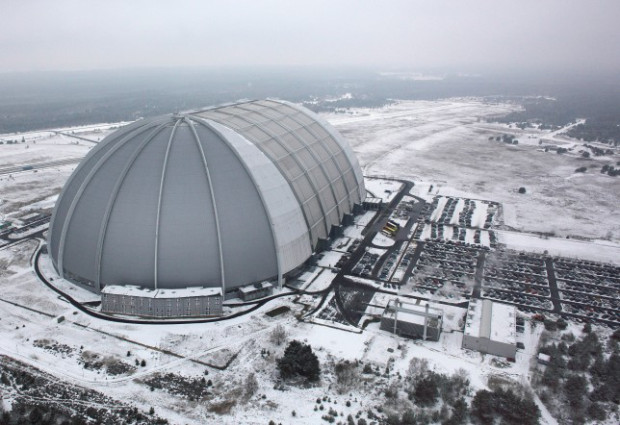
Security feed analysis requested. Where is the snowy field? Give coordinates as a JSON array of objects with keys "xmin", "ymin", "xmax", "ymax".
[
  {"xmin": 496, "ymin": 230, "xmax": 620, "ymax": 265},
  {"xmin": 1, "ymin": 100, "xmax": 618, "ymax": 424},
  {"xmin": 0, "ymin": 123, "xmax": 121, "ymax": 221},
  {"xmin": 328, "ymin": 99, "xmax": 620, "ymax": 242},
  {"xmin": 363, "ymin": 177, "xmax": 403, "ymax": 202}
]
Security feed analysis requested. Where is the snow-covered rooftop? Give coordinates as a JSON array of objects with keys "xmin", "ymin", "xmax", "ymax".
[
  {"xmin": 237, "ymin": 281, "xmax": 273, "ymax": 294},
  {"xmin": 101, "ymin": 285, "xmax": 221, "ymax": 298},
  {"xmin": 538, "ymin": 353, "xmax": 551, "ymax": 363},
  {"xmin": 464, "ymin": 299, "xmax": 516, "ymax": 345},
  {"xmin": 383, "ymin": 300, "xmax": 443, "ymax": 327}
]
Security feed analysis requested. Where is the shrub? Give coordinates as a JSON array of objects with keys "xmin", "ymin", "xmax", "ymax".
[
  {"xmin": 277, "ymin": 340, "xmax": 320, "ymax": 382},
  {"xmin": 270, "ymin": 324, "xmax": 287, "ymax": 346},
  {"xmin": 544, "ymin": 319, "xmax": 557, "ymax": 332},
  {"xmin": 556, "ymin": 319, "xmax": 568, "ymax": 330},
  {"xmin": 587, "ymin": 402, "xmax": 606, "ymax": 421},
  {"xmin": 471, "ymin": 388, "xmax": 539, "ymax": 425},
  {"xmin": 413, "ymin": 373, "xmax": 439, "ymax": 406},
  {"xmin": 244, "ymin": 373, "xmax": 258, "ymax": 400},
  {"xmin": 334, "ymin": 360, "xmax": 358, "ymax": 392},
  {"xmin": 209, "ymin": 399, "xmax": 236, "ymax": 415}
]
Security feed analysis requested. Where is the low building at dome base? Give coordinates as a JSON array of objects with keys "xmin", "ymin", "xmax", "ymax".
[{"xmin": 101, "ymin": 285, "xmax": 222, "ymax": 318}]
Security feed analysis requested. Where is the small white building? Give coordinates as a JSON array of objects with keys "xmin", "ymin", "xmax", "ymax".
[
  {"xmin": 462, "ymin": 299, "xmax": 517, "ymax": 359},
  {"xmin": 538, "ymin": 353, "xmax": 551, "ymax": 365},
  {"xmin": 101, "ymin": 285, "xmax": 222, "ymax": 318},
  {"xmin": 238, "ymin": 281, "xmax": 273, "ymax": 302}
]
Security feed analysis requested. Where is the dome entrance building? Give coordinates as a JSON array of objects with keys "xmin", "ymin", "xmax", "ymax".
[{"xmin": 48, "ymin": 99, "xmax": 365, "ymax": 317}]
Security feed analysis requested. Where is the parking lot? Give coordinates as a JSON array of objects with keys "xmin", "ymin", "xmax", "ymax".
[
  {"xmin": 483, "ymin": 251, "xmax": 551, "ymax": 299},
  {"xmin": 481, "ymin": 250, "xmax": 559, "ymax": 313},
  {"xmin": 351, "ymin": 250, "xmax": 380, "ymax": 279},
  {"xmin": 411, "ymin": 241, "xmax": 480, "ymax": 295},
  {"xmin": 314, "ymin": 178, "xmax": 619, "ymax": 330},
  {"xmin": 554, "ymin": 258, "xmax": 620, "ymax": 324}
]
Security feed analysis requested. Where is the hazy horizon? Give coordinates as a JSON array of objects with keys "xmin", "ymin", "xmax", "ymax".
[{"xmin": 2, "ymin": 0, "xmax": 619, "ymax": 75}]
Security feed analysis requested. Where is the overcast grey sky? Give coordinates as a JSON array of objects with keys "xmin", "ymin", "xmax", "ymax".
[{"xmin": 1, "ymin": 0, "xmax": 619, "ymax": 73}]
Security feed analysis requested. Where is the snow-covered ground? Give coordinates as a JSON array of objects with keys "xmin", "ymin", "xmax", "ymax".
[
  {"xmin": 328, "ymin": 99, "xmax": 620, "ymax": 242},
  {"xmin": 363, "ymin": 177, "xmax": 403, "ymax": 202},
  {"xmin": 303, "ymin": 269, "xmax": 336, "ymax": 292},
  {"xmin": 1, "ymin": 101, "xmax": 618, "ymax": 424},
  {"xmin": 497, "ymin": 230, "xmax": 620, "ymax": 265},
  {"xmin": 371, "ymin": 232, "xmax": 395, "ymax": 248}
]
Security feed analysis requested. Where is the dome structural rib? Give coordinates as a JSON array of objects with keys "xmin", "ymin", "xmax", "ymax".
[{"xmin": 48, "ymin": 99, "xmax": 365, "ymax": 299}]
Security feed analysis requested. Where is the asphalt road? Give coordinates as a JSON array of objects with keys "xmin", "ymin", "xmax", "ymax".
[
  {"xmin": 0, "ymin": 216, "xmax": 50, "ymax": 248},
  {"xmin": 545, "ymin": 257, "xmax": 562, "ymax": 313}
]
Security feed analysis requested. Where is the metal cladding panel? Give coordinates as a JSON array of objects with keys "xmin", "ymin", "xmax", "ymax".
[
  {"xmin": 245, "ymin": 126, "xmax": 271, "ymax": 142},
  {"xmin": 50, "ymin": 98, "xmax": 363, "ymax": 296},
  {"xmin": 261, "ymin": 138, "xmax": 289, "ymax": 160},
  {"xmin": 333, "ymin": 151, "xmax": 352, "ymax": 172},
  {"xmin": 100, "ymin": 129, "xmax": 170, "ymax": 287},
  {"xmin": 49, "ymin": 120, "xmax": 156, "ymax": 261},
  {"xmin": 331, "ymin": 177, "xmax": 348, "ymax": 203},
  {"xmin": 61, "ymin": 135, "xmax": 151, "ymax": 284},
  {"xmin": 276, "ymin": 99, "xmax": 366, "ymax": 202},
  {"xmin": 203, "ymin": 120, "xmax": 311, "ymax": 273},
  {"xmin": 197, "ymin": 101, "xmax": 358, "ymax": 247},
  {"xmin": 193, "ymin": 121, "xmax": 279, "ymax": 286},
  {"xmin": 278, "ymin": 130, "xmax": 305, "ymax": 150},
  {"xmin": 156, "ymin": 124, "xmax": 221, "ymax": 288},
  {"xmin": 279, "ymin": 155, "xmax": 304, "ymax": 179}
]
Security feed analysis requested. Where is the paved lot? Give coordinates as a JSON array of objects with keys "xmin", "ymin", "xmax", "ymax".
[{"xmin": 338, "ymin": 180, "xmax": 619, "ymax": 328}]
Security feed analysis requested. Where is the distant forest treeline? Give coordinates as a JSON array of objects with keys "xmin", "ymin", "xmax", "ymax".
[
  {"xmin": 1, "ymin": 68, "xmax": 619, "ymax": 143},
  {"xmin": 491, "ymin": 89, "xmax": 620, "ymax": 145}
]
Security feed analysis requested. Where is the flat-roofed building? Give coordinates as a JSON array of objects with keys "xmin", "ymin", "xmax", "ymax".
[
  {"xmin": 238, "ymin": 281, "xmax": 273, "ymax": 302},
  {"xmin": 101, "ymin": 285, "xmax": 222, "ymax": 318},
  {"xmin": 380, "ymin": 299, "xmax": 443, "ymax": 341},
  {"xmin": 462, "ymin": 299, "xmax": 517, "ymax": 359},
  {"xmin": 363, "ymin": 197, "xmax": 383, "ymax": 210}
]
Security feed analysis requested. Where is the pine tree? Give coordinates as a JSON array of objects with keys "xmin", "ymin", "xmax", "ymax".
[{"xmin": 277, "ymin": 340, "xmax": 320, "ymax": 382}]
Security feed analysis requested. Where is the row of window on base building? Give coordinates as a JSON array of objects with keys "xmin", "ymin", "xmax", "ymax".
[
  {"xmin": 380, "ymin": 298, "xmax": 517, "ymax": 360},
  {"xmin": 100, "ymin": 281, "xmax": 273, "ymax": 318}
]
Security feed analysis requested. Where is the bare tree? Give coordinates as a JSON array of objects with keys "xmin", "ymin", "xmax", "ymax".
[
  {"xmin": 407, "ymin": 357, "xmax": 429, "ymax": 382},
  {"xmin": 244, "ymin": 372, "xmax": 258, "ymax": 401},
  {"xmin": 334, "ymin": 360, "xmax": 359, "ymax": 393},
  {"xmin": 269, "ymin": 324, "xmax": 287, "ymax": 346}
]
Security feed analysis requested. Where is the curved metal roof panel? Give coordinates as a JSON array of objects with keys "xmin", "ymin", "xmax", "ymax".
[{"xmin": 48, "ymin": 99, "xmax": 365, "ymax": 294}]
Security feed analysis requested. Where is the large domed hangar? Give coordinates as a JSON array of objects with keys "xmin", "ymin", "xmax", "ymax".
[{"xmin": 48, "ymin": 99, "xmax": 365, "ymax": 318}]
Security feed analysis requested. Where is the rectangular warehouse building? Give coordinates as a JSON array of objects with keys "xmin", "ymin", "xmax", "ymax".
[
  {"xmin": 462, "ymin": 299, "xmax": 517, "ymax": 359},
  {"xmin": 380, "ymin": 299, "xmax": 443, "ymax": 341},
  {"xmin": 101, "ymin": 286, "xmax": 222, "ymax": 318}
]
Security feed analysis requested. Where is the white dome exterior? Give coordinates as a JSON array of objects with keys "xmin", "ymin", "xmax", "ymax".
[{"xmin": 49, "ymin": 99, "xmax": 365, "ymax": 294}]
